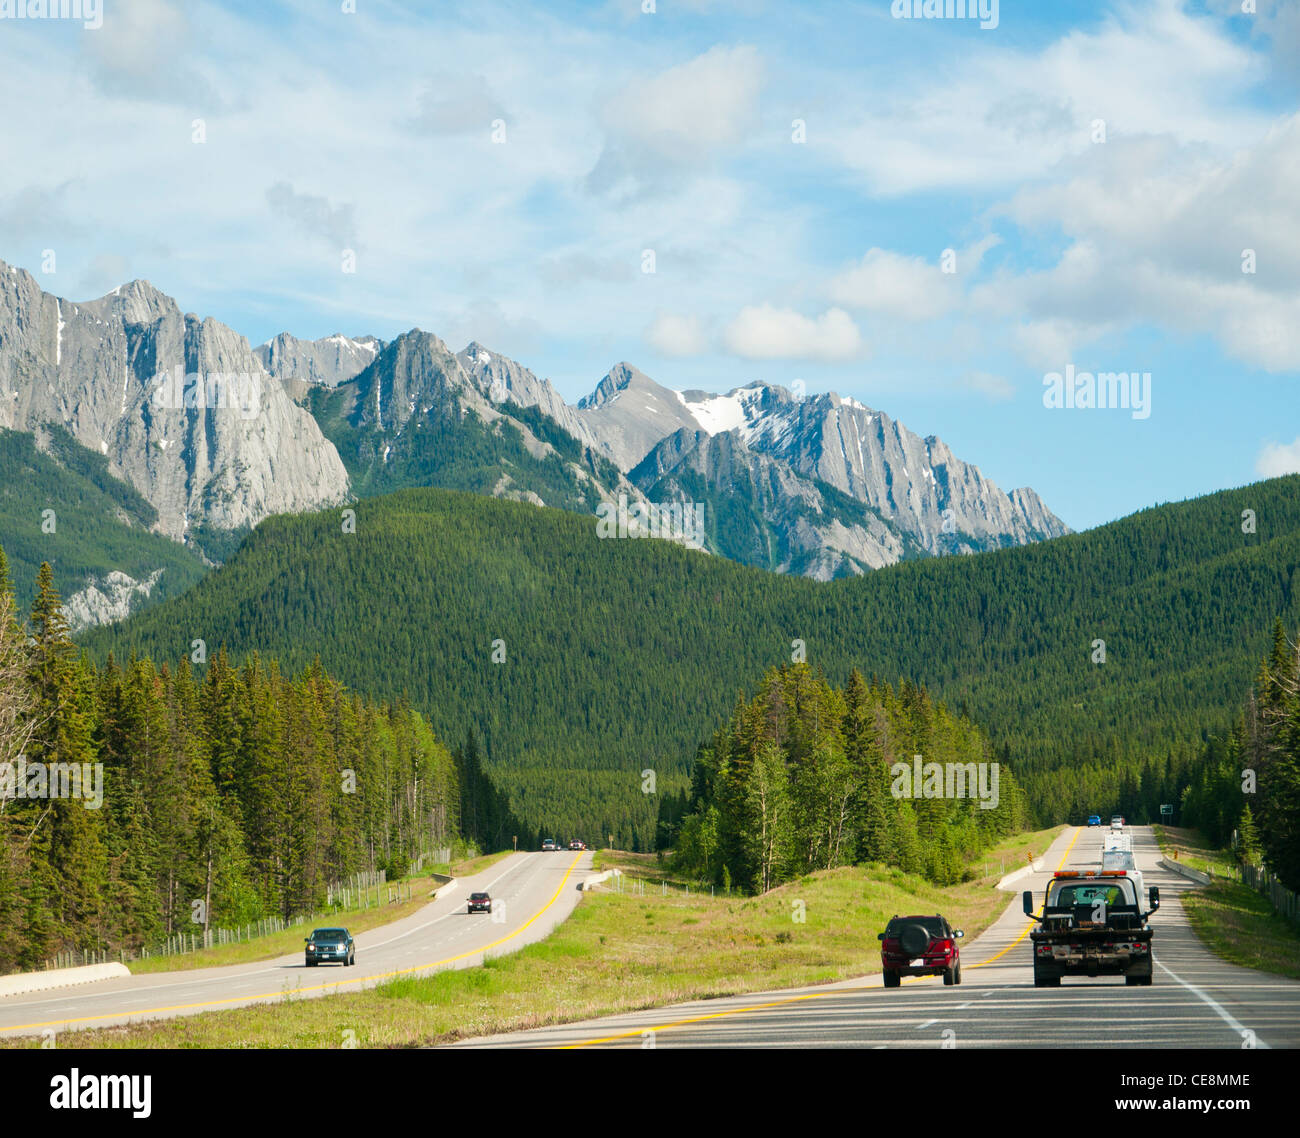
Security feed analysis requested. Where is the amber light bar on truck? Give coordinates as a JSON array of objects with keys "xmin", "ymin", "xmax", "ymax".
[{"xmin": 1053, "ymin": 870, "xmax": 1128, "ymax": 878}]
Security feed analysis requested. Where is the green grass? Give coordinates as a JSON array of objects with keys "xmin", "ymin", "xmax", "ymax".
[
  {"xmin": 1152, "ymin": 824, "xmax": 1238, "ymax": 878},
  {"xmin": 125, "ymin": 852, "xmax": 513, "ymax": 974},
  {"xmin": 447, "ymin": 850, "xmax": 514, "ymax": 878},
  {"xmin": 1151, "ymin": 825, "xmax": 1300, "ymax": 980},
  {"xmin": 2, "ymin": 827, "xmax": 1063, "ymax": 1049},
  {"xmin": 126, "ymin": 873, "xmax": 447, "ymax": 975},
  {"xmin": 1181, "ymin": 880, "xmax": 1300, "ymax": 980}
]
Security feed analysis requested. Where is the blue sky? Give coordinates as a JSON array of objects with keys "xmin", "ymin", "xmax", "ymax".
[{"xmin": 0, "ymin": 0, "xmax": 1297, "ymax": 530}]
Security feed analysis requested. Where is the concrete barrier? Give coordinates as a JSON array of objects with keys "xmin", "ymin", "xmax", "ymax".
[
  {"xmin": 996, "ymin": 861, "xmax": 1045, "ymax": 891},
  {"xmin": 431, "ymin": 875, "xmax": 459, "ymax": 900},
  {"xmin": 581, "ymin": 869, "xmax": 621, "ymax": 891},
  {"xmin": 1160, "ymin": 856, "xmax": 1212, "ymax": 885},
  {"xmin": 0, "ymin": 963, "xmax": 130, "ymax": 1000}
]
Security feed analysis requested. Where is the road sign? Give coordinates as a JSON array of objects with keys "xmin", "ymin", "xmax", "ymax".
[{"xmin": 1160, "ymin": 804, "xmax": 1173, "ymax": 816}]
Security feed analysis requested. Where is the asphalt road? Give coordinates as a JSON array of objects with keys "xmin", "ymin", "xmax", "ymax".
[
  {"xmin": 455, "ymin": 826, "xmax": 1300, "ymax": 1048},
  {"xmin": 0, "ymin": 849, "xmax": 591, "ymax": 1039}
]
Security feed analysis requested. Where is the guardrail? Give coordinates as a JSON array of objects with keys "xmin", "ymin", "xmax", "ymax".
[
  {"xmin": 1161, "ymin": 852, "xmax": 1300, "ymax": 929},
  {"xmin": 1160, "ymin": 856, "xmax": 1212, "ymax": 885}
]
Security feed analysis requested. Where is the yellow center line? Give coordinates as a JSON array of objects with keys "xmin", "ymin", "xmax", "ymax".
[
  {"xmin": 558, "ymin": 827, "xmax": 1082, "ymax": 1049},
  {"xmin": 969, "ymin": 825, "xmax": 1080, "ymax": 968},
  {"xmin": 4, "ymin": 852, "xmax": 585, "ymax": 1035}
]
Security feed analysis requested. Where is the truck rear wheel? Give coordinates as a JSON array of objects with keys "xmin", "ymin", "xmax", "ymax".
[
  {"xmin": 882, "ymin": 970, "xmax": 901, "ymax": 988},
  {"xmin": 1034, "ymin": 974, "xmax": 1060, "ymax": 988}
]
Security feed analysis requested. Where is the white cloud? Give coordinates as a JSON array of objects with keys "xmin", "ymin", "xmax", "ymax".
[
  {"xmin": 971, "ymin": 121, "xmax": 1300, "ymax": 371},
  {"xmin": 722, "ymin": 305, "xmax": 862, "ymax": 362},
  {"xmin": 646, "ymin": 312, "xmax": 708, "ymax": 356},
  {"xmin": 825, "ymin": 0, "xmax": 1265, "ymax": 196},
  {"xmin": 440, "ymin": 299, "xmax": 543, "ymax": 358},
  {"xmin": 1256, "ymin": 437, "xmax": 1300, "ymax": 478},
  {"xmin": 961, "ymin": 371, "xmax": 1015, "ymax": 402},
  {"xmin": 829, "ymin": 249, "xmax": 953, "ymax": 318},
  {"xmin": 80, "ymin": 0, "xmax": 219, "ymax": 106},
  {"xmin": 409, "ymin": 74, "xmax": 507, "ymax": 136},
  {"xmin": 828, "ymin": 239, "xmax": 997, "ymax": 319},
  {"xmin": 586, "ymin": 44, "xmax": 764, "ymax": 194},
  {"xmin": 265, "ymin": 183, "xmax": 359, "ymax": 251}
]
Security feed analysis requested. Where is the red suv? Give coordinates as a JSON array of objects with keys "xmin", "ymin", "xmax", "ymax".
[{"xmin": 878, "ymin": 914, "xmax": 964, "ymax": 987}]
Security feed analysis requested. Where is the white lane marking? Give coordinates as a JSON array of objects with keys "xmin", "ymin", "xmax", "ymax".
[
  {"xmin": 1155, "ymin": 959, "xmax": 1270, "ymax": 1049},
  {"xmin": 982, "ymin": 990, "xmax": 995, "ymax": 997},
  {"xmin": 2, "ymin": 855, "xmax": 552, "ymax": 1015},
  {"xmin": 359, "ymin": 853, "xmax": 539, "ymax": 952},
  {"xmin": 957, "ymin": 1002, "xmax": 971, "ymax": 1009},
  {"xmin": 917, "ymin": 1018, "xmax": 937, "ymax": 1029}
]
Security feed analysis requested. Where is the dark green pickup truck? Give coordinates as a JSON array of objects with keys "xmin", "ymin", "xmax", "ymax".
[{"xmin": 1023, "ymin": 871, "xmax": 1159, "ymax": 987}]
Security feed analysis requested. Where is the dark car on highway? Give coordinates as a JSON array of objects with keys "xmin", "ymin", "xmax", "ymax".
[
  {"xmin": 468, "ymin": 891, "xmax": 492, "ymax": 914},
  {"xmin": 305, "ymin": 927, "xmax": 355, "ymax": 967},
  {"xmin": 878, "ymin": 914, "xmax": 963, "ymax": 987}
]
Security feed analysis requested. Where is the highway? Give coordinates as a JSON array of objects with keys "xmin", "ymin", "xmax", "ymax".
[
  {"xmin": 0, "ymin": 849, "xmax": 591, "ymax": 1038},
  {"xmin": 454, "ymin": 826, "xmax": 1300, "ymax": 1048}
]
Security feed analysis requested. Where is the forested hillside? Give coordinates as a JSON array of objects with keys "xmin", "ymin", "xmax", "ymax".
[
  {"xmin": 0, "ymin": 555, "xmax": 460, "ymax": 973},
  {"xmin": 82, "ymin": 476, "xmax": 1300, "ymax": 848},
  {"xmin": 668, "ymin": 665, "xmax": 1027, "ymax": 892},
  {"xmin": 1183, "ymin": 619, "xmax": 1300, "ymax": 892},
  {"xmin": 0, "ymin": 427, "xmax": 209, "ymax": 613}
]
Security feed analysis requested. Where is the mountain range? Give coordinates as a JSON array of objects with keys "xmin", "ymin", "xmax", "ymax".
[{"xmin": 0, "ymin": 258, "xmax": 1069, "ymax": 625}]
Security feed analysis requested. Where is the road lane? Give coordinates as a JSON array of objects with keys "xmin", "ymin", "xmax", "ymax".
[
  {"xmin": 455, "ymin": 826, "xmax": 1300, "ymax": 1048},
  {"xmin": 0, "ymin": 849, "xmax": 591, "ymax": 1038}
]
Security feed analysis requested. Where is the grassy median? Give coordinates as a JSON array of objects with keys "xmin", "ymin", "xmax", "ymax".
[{"xmin": 3, "ymin": 827, "xmax": 1064, "ymax": 1049}]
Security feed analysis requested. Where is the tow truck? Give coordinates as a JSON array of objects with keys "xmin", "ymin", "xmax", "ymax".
[{"xmin": 1023, "ymin": 870, "xmax": 1158, "ymax": 987}]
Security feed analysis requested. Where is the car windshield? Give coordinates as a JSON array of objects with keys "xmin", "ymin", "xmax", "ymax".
[
  {"xmin": 311, "ymin": 929, "xmax": 346, "ymax": 940},
  {"xmin": 885, "ymin": 916, "xmax": 947, "ymax": 937},
  {"xmin": 470, "ymin": 893, "xmax": 489, "ymax": 900}
]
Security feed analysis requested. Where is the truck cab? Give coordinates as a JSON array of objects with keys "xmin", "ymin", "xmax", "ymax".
[{"xmin": 1023, "ymin": 871, "xmax": 1158, "ymax": 987}]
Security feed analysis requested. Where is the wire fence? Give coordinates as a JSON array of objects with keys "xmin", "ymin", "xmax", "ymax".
[
  {"xmin": 40, "ymin": 850, "xmax": 456, "ymax": 971},
  {"xmin": 1235, "ymin": 862, "xmax": 1300, "ymax": 928}
]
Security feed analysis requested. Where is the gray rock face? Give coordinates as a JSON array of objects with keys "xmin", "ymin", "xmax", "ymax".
[
  {"xmin": 574, "ymin": 362, "xmax": 702, "ymax": 470},
  {"xmin": 349, "ymin": 329, "xmax": 510, "ymax": 436},
  {"xmin": 455, "ymin": 341, "xmax": 607, "ymax": 455},
  {"xmin": 255, "ymin": 332, "xmax": 383, "ymax": 387},
  {"xmin": 325, "ymin": 329, "xmax": 647, "ymax": 510},
  {"xmin": 632, "ymin": 427, "xmax": 907, "ymax": 578},
  {"xmin": 676, "ymin": 384, "xmax": 1071, "ymax": 556},
  {"xmin": 62, "ymin": 569, "xmax": 165, "ymax": 634},
  {"xmin": 0, "ymin": 260, "xmax": 351, "ymax": 542}
]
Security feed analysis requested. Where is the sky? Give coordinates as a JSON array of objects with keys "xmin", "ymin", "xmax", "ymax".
[{"xmin": 0, "ymin": 0, "xmax": 1297, "ymax": 530}]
